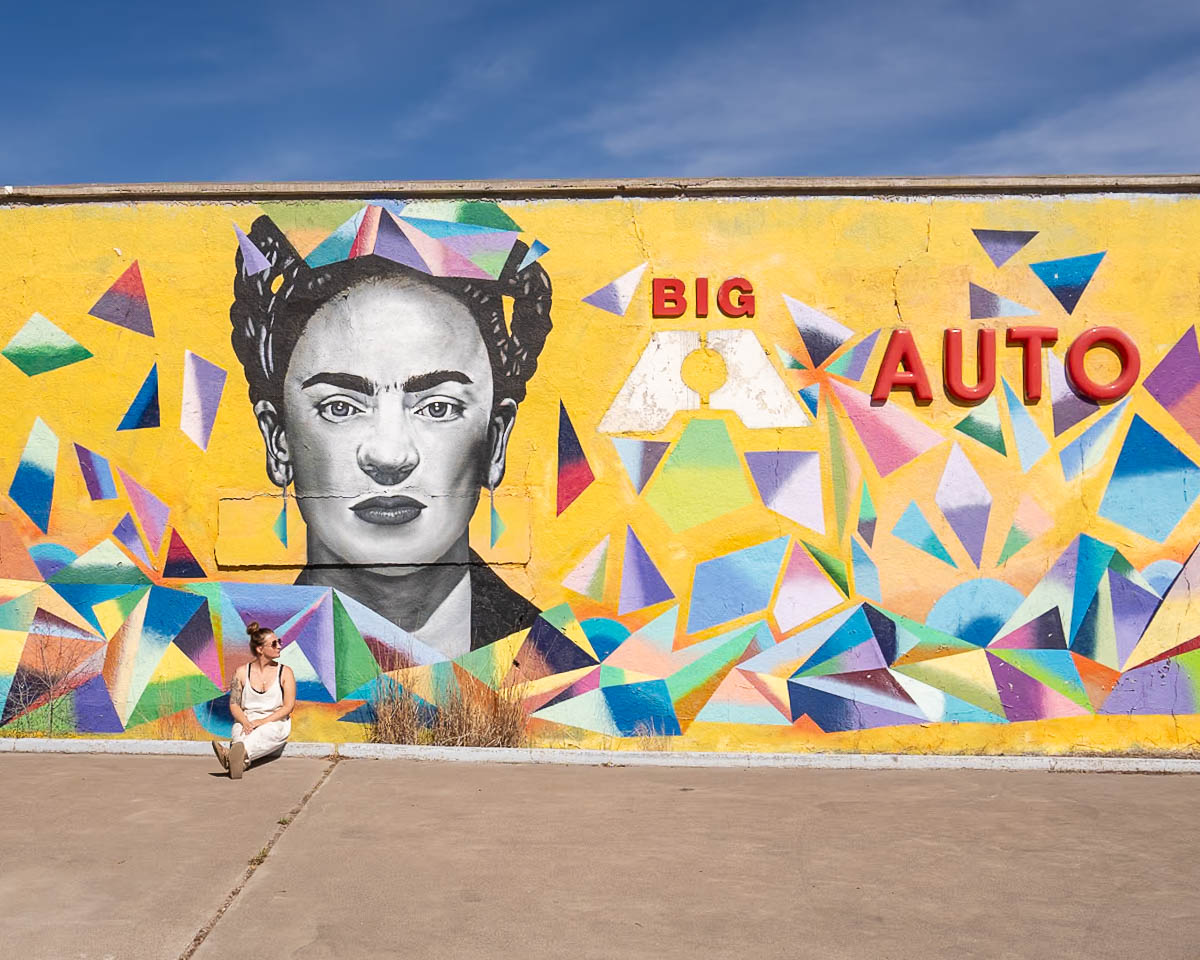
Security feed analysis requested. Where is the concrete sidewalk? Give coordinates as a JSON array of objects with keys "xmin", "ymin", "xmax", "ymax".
[{"xmin": 1, "ymin": 754, "xmax": 1197, "ymax": 960}]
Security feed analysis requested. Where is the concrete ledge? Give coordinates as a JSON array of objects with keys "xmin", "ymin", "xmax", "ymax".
[
  {"xmin": 4, "ymin": 738, "xmax": 1197, "ymax": 772},
  {"xmin": 6, "ymin": 174, "xmax": 1200, "ymax": 204}
]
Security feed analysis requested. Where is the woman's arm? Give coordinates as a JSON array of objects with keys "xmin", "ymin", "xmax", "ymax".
[
  {"xmin": 228, "ymin": 666, "xmax": 253, "ymax": 730},
  {"xmin": 257, "ymin": 666, "xmax": 296, "ymax": 724}
]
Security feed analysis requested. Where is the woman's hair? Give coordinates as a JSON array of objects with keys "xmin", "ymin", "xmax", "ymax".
[
  {"xmin": 230, "ymin": 214, "xmax": 552, "ymax": 412},
  {"xmin": 246, "ymin": 620, "xmax": 272, "ymax": 655}
]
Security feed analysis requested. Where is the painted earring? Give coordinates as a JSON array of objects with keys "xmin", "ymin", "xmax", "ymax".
[
  {"xmin": 489, "ymin": 484, "xmax": 505, "ymax": 548},
  {"xmin": 273, "ymin": 483, "xmax": 289, "ymax": 548}
]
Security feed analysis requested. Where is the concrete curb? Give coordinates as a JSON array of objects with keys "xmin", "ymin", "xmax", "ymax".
[
  {"xmin": 3, "ymin": 738, "xmax": 1199, "ymax": 772},
  {"xmin": 1, "ymin": 738, "xmax": 336, "ymax": 758}
]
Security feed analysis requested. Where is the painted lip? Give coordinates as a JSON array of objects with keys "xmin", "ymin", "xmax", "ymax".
[{"xmin": 350, "ymin": 495, "xmax": 426, "ymax": 525}]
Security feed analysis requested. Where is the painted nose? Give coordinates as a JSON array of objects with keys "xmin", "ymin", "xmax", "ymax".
[{"xmin": 357, "ymin": 409, "xmax": 419, "ymax": 487}]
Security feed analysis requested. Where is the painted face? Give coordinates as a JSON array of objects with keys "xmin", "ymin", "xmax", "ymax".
[{"xmin": 280, "ymin": 278, "xmax": 495, "ymax": 571}]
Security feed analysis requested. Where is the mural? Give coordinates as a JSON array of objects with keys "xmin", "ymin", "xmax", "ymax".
[{"xmin": 3, "ymin": 190, "xmax": 1200, "ymax": 754}]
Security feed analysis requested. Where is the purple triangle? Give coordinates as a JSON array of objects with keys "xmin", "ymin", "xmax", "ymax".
[
  {"xmin": 182, "ymin": 352, "xmax": 228, "ymax": 451},
  {"xmin": 972, "ymin": 229, "xmax": 1038, "ymax": 268},
  {"xmin": 1144, "ymin": 326, "xmax": 1200, "ymax": 411},
  {"xmin": 1101, "ymin": 658, "xmax": 1196, "ymax": 715},
  {"xmin": 618, "ymin": 527, "xmax": 674, "ymax": 615},
  {"xmin": 73, "ymin": 673, "xmax": 125, "ymax": 733},
  {"xmin": 582, "ymin": 284, "xmax": 624, "ymax": 315},
  {"xmin": 1108, "ymin": 569, "xmax": 1162, "ymax": 668},
  {"xmin": 234, "ymin": 225, "xmax": 271, "ymax": 276},
  {"xmin": 987, "ymin": 653, "xmax": 1052, "ymax": 721},
  {"xmin": 991, "ymin": 608, "xmax": 1066, "ymax": 650},
  {"xmin": 374, "ymin": 210, "xmax": 430, "ymax": 272}
]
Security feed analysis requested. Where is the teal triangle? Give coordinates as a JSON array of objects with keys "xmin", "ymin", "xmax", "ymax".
[
  {"xmin": 1069, "ymin": 535, "xmax": 1116, "ymax": 643},
  {"xmin": 892, "ymin": 502, "xmax": 956, "ymax": 567},
  {"xmin": 1029, "ymin": 252, "xmax": 1106, "ymax": 314},
  {"xmin": 273, "ymin": 505, "xmax": 288, "ymax": 547},
  {"xmin": 1002, "ymin": 379, "xmax": 1049, "ymax": 472},
  {"xmin": 490, "ymin": 501, "xmax": 506, "ymax": 548}
]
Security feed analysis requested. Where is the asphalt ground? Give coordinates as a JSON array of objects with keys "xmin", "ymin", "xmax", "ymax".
[{"xmin": 1, "ymin": 754, "xmax": 1197, "ymax": 960}]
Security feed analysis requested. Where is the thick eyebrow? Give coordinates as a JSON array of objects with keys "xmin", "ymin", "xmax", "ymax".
[
  {"xmin": 402, "ymin": 370, "xmax": 473, "ymax": 393},
  {"xmin": 300, "ymin": 372, "xmax": 376, "ymax": 394}
]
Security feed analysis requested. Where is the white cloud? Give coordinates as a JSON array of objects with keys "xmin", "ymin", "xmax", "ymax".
[{"xmin": 562, "ymin": 0, "xmax": 1200, "ymax": 176}]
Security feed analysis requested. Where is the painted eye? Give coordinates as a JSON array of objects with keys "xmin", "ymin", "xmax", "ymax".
[
  {"xmin": 318, "ymin": 397, "xmax": 365, "ymax": 423},
  {"xmin": 414, "ymin": 398, "xmax": 463, "ymax": 421}
]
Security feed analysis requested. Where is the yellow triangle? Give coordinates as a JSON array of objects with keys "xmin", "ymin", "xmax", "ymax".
[{"xmin": 893, "ymin": 649, "xmax": 1002, "ymax": 717}]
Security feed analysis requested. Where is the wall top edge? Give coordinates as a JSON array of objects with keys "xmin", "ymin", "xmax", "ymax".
[{"xmin": 4, "ymin": 174, "xmax": 1200, "ymax": 204}]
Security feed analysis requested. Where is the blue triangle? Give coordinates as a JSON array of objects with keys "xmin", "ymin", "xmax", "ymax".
[
  {"xmin": 1029, "ymin": 252, "xmax": 1105, "ymax": 314},
  {"xmin": 799, "ymin": 385, "xmax": 820, "ymax": 415},
  {"xmin": 117, "ymin": 364, "xmax": 160, "ymax": 430}
]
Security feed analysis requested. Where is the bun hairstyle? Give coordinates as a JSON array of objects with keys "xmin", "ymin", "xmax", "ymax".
[
  {"xmin": 229, "ymin": 214, "xmax": 553, "ymax": 413},
  {"xmin": 246, "ymin": 621, "xmax": 272, "ymax": 654}
]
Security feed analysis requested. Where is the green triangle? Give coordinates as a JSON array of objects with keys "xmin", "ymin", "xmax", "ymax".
[
  {"xmin": 644, "ymin": 419, "xmax": 754, "ymax": 532},
  {"xmin": 332, "ymin": 593, "xmax": 381, "ymax": 700},
  {"xmin": 665, "ymin": 623, "xmax": 761, "ymax": 702},
  {"xmin": 953, "ymin": 395, "xmax": 1007, "ymax": 456},
  {"xmin": 825, "ymin": 351, "xmax": 853, "ymax": 377},
  {"xmin": 827, "ymin": 404, "xmax": 852, "ymax": 539},
  {"xmin": 858, "ymin": 484, "xmax": 876, "ymax": 526},
  {"xmin": 802, "ymin": 541, "xmax": 850, "ymax": 595},
  {"xmin": 775, "ymin": 344, "xmax": 807, "ymax": 370},
  {"xmin": 471, "ymin": 249, "xmax": 510, "ymax": 280},
  {"xmin": 400, "ymin": 200, "xmax": 521, "ymax": 232},
  {"xmin": 989, "ymin": 648, "xmax": 1093, "ymax": 711},
  {"xmin": 258, "ymin": 201, "xmax": 365, "ymax": 237},
  {"xmin": 126, "ymin": 672, "xmax": 222, "ymax": 728},
  {"xmin": 997, "ymin": 524, "xmax": 1032, "ymax": 565},
  {"xmin": 49, "ymin": 542, "xmax": 151, "ymax": 586},
  {"xmin": 3, "ymin": 313, "xmax": 93, "ymax": 376}
]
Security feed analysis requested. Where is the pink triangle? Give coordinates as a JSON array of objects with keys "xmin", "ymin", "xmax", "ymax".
[
  {"xmin": 395, "ymin": 219, "xmax": 494, "ymax": 280},
  {"xmin": 772, "ymin": 545, "xmax": 844, "ymax": 633},
  {"xmin": 829, "ymin": 381, "xmax": 944, "ymax": 477},
  {"xmin": 117, "ymin": 469, "xmax": 170, "ymax": 554}
]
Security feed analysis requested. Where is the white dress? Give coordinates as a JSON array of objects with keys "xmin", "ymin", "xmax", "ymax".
[{"xmin": 231, "ymin": 662, "xmax": 291, "ymax": 763}]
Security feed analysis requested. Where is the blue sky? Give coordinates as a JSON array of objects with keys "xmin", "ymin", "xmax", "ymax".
[{"xmin": 4, "ymin": 0, "xmax": 1200, "ymax": 183}]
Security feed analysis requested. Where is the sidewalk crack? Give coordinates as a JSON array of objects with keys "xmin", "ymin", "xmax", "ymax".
[{"xmin": 178, "ymin": 755, "xmax": 341, "ymax": 960}]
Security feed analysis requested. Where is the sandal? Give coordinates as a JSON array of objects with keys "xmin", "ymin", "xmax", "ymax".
[
  {"xmin": 211, "ymin": 740, "xmax": 229, "ymax": 771},
  {"xmin": 229, "ymin": 742, "xmax": 246, "ymax": 780}
]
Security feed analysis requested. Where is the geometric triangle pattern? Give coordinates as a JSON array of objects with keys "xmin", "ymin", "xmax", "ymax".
[
  {"xmin": 612, "ymin": 438, "xmax": 669, "ymax": 494},
  {"xmin": 782, "ymin": 295, "xmax": 853, "ymax": 367},
  {"xmin": 9, "ymin": 417, "xmax": 59, "ymax": 534},
  {"xmin": 953, "ymin": 394, "xmax": 1007, "ymax": 456},
  {"xmin": 180, "ymin": 351, "xmax": 227, "ymax": 450},
  {"xmin": 968, "ymin": 282, "xmax": 1034, "ymax": 319},
  {"xmin": 117, "ymin": 363, "xmax": 160, "ymax": 431},
  {"xmin": 744, "ymin": 450, "xmax": 825, "ymax": 533},
  {"xmin": 1098, "ymin": 415, "xmax": 1200, "ymax": 542},
  {"xmin": 89, "ymin": 261, "xmax": 154, "ymax": 337},
  {"xmin": 1029, "ymin": 252, "xmax": 1105, "ymax": 314},
  {"xmin": 557, "ymin": 402, "xmax": 595, "ymax": 515},
  {"xmin": 2, "ymin": 313, "xmax": 92, "ymax": 376},
  {"xmin": 972, "ymin": 228, "xmax": 1038, "ymax": 268},
  {"xmin": 892, "ymin": 502, "xmax": 956, "ymax": 567},
  {"xmin": 582, "ymin": 263, "xmax": 647, "ymax": 316}
]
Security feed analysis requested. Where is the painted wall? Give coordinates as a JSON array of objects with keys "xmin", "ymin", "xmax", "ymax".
[{"xmin": 2, "ymin": 189, "xmax": 1200, "ymax": 754}]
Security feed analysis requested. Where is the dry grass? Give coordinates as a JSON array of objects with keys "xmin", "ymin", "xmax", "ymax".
[
  {"xmin": 632, "ymin": 720, "xmax": 675, "ymax": 752},
  {"xmin": 368, "ymin": 674, "xmax": 529, "ymax": 749}
]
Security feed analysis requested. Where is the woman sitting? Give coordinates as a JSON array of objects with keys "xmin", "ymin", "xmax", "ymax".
[{"xmin": 212, "ymin": 622, "xmax": 295, "ymax": 778}]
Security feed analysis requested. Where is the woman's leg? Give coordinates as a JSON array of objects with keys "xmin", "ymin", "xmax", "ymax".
[{"xmin": 240, "ymin": 720, "xmax": 291, "ymax": 762}]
